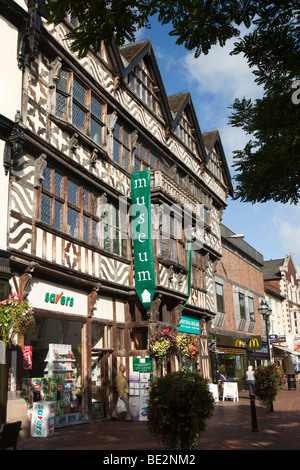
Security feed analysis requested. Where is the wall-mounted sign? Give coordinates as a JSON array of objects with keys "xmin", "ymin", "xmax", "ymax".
[
  {"xmin": 27, "ymin": 280, "xmax": 87, "ymax": 316},
  {"xmin": 246, "ymin": 336, "xmax": 262, "ymax": 350},
  {"xmin": 44, "ymin": 292, "xmax": 74, "ymax": 307},
  {"xmin": 179, "ymin": 315, "xmax": 200, "ymax": 334},
  {"xmin": 133, "ymin": 358, "xmax": 153, "ymax": 373},
  {"xmin": 269, "ymin": 334, "xmax": 278, "ymax": 344},
  {"xmin": 131, "ymin": 171, "xmax": 156, "ymax": 311}
]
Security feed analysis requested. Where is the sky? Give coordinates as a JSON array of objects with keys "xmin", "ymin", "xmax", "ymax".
[{"xmin": 132, "ymin": 16, "xmax": 300, "ymax": 273}]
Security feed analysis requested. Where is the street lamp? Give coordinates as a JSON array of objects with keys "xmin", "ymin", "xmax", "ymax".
[{"xmin": 258, "ymin": 299, "xmax": 272, "ymax": 362}]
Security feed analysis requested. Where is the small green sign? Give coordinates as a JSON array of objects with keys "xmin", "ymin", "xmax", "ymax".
[{"xmin": 133, "ymin": 358, "xmax": 153, "ymax": 373}]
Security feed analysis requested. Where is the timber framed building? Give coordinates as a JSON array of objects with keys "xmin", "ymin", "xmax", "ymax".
[{"xmin": 0, "ymin": 0, "xmax": 233, "ymax": 424}]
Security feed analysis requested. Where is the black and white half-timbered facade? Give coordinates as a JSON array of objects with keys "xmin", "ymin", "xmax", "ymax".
[{"xmin": 0, "ymin": 0, "xmax": 233, "ymax": 424}]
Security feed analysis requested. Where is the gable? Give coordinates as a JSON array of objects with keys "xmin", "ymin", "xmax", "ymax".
[
  {"xmin": 119, "ymin": 40, "xmax": 172, "ymax": 126},
  {"xmin": 203, "ymin": 130, "xmax": 234, "ymax": 196}
]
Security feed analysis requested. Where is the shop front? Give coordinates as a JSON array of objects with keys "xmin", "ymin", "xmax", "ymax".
[
  {"xmin": 23, "ymin": 278, "xmax": 89, "ymax": 430},
  {"xmin": 211, "ymin": 334, "xmax": 264, "ymax": 391}
]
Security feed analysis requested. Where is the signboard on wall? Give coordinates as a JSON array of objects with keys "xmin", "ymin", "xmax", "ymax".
[
  {"xmin": 133, "ymin": 358, "xmax": 153, "ymax": 373},
  {"xmin": 27, "ymin": 279, "xmax": 87, "ymax": 316},
  {"xmin": 131, "ymin": 171, "xmax": 156, "ymax": 311},
  {"xmin": 179, "ymin": 315, "xmax": 200, "ymax": 334}
]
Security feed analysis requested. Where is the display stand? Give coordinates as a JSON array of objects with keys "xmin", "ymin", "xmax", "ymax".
[
  {"xmin": 22, "ymin": 344, "xmax": 87, "ymax": 433},
  {"xmin": 129, "ymin": 371, "xmax": 153, "ymax": 420},
  {"xmin": 222, "ymin": 381, "xmax": 239, "ymax": 401}
]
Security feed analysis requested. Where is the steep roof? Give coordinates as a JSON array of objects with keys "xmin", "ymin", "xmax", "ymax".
[
  {"xmin": 262, "ymin": 259, "xmax": 285, "ymax": 280},
  {"xmin": 202, "ymin": 130, "xmax": 234, "ymax": 197}
]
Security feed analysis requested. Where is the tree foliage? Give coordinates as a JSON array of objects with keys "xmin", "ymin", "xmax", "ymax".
[{"xmin": 43, "ymin": 1, "xmax": 300, "ymax": 204}]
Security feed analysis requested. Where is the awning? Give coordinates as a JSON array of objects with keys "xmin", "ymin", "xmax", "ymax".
[{"xmin": 272, "ymin": 345, "xmax": 300, "ymax": 357}]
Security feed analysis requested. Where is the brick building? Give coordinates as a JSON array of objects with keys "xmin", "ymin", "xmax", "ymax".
[
  {"xmin": 212, "ymin": 225, "xmax": 266, "ymax": 389},
  {"xmin": 263, "ymin": 254, "xmax": 300, "ymax": 372}
]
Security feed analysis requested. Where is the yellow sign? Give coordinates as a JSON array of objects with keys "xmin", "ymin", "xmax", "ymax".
[{"xmin": 247, "ymin": 336, "xmax": 262, "ymax": 350}]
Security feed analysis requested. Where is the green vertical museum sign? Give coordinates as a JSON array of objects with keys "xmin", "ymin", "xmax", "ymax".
[{"xmin": 131, "ymin": 170, "xmax": 156, "ymax": 311}]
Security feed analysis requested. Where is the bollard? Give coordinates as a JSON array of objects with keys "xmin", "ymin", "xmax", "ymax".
[{"xmin": 250, "ymin": 394, "xmax": 258, "ymax": 432}]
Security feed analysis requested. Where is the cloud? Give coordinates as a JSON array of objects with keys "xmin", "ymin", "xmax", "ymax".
[{"xmin": 272, "ymin": 205, "xmax": 300, "ymax": 273}]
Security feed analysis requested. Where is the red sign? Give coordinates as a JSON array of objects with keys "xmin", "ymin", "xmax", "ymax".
[{"xmin": 23, "ymin": 345, "xmax": 32, "ymax": 370}]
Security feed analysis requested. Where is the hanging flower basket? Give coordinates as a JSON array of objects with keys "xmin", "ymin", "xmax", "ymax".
[
  {"xmin": 0, "ymin": 294, "xmax": 36, "ymax": 346},
  {"xmin": 176, "ymin": 333, "xmax": 200, "ymax": 368},
  {"xmin": 149, "ymin": 328, "xmax": 177, "ymax": 364}
]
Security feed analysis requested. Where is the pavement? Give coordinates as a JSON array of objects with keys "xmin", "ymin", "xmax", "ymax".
[{"xmin": 16, "ymin": 384, "xmax": 300, "ymax": 453}]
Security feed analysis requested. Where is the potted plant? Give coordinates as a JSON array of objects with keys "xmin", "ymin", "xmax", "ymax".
[
  {"xmin": 176, "ymin": 333, "xmax": 200, "ymax": 369},
  {"xmin": 254, "ymin": 363, "xmax": 284, "ymax": 411},
  {"xmin": 148, "ymin": 328, "xmax": 177, "ymax": 365},
  {"xmin": 0, "ymin": 294, "xmax": 36, "ymax": 346},
  {"xmin": 147, "ymin": 371, "xmax": 214, "ymax": 449}
]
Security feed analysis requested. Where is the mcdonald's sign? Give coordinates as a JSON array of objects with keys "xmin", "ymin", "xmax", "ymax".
[{"xmin": 247, "ymin": 336, "xmax": 262, "ymax": 351}]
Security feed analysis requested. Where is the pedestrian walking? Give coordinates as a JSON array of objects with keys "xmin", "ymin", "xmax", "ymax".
[
  {"xmin": 246, "ymin": 365, "xmax": 255, "ymax": 395},
  {"xmin": 112, "ymin": 364, "xmax": 132, "ymax": 421}
]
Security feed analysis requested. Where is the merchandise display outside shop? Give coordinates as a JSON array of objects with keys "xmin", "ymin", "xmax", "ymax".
[{"xmin": 23, "ymin": 318, "xmax": 87, "ymax": 434}]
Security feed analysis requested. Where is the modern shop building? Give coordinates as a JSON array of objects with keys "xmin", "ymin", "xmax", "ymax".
[{"xmin": 211, "ymin": 225, "xmax": 267, "ymax": 390}]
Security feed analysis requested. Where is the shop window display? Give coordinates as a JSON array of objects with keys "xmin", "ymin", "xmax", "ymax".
[{"xmin": 23, "ymin": 317, "xmax": 85, "ymax": 427}]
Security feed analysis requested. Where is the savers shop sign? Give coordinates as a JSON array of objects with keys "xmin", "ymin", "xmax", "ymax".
[{"xmin": 45, "ymin": 291, "xmax": 74, "ymax": 307}]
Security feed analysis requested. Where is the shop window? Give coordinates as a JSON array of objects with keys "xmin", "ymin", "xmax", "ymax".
[
  {"xmin": 24, "ymin": 317, "xmax": 82, "ymax": 379},
  {"xmin": 216, "ymin": 282, "xmax": 225, "ymax": 312}
]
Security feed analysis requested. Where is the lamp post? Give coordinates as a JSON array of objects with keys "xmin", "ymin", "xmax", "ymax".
[
  {"xmin": 258, "ymin": 298, "xmax": 274, "ymax": 412},
  {"xmin": 258, "ymin": 299, "xmax": 272, "ymax": 362}
]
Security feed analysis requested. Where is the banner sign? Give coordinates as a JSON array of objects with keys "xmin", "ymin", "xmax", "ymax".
[{"xmin": 131, "ymin": 171, "xmax": 156, "ymax": 310}]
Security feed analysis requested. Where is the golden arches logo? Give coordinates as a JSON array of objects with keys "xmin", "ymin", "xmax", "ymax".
[
  {"xmin": 235, "ymin": 339, "xmax": 245, "ymax": 347},
  {"xmin": 249, "ymin": 338, "xmax": 259, "ymax": 348}
]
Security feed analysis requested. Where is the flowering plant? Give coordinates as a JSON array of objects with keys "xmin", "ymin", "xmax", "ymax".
[
  {"xmin": 176, "ymin": 333, "xmax": 200, "ymax": 363},
  {"xmin": 148, "ymin": 328, "xmax": 176, "ymax": 364},
  {"xmin": 0, "ymin": 294, "xmax": 36, "ymax": 346},
  {"xmin": 254, "ymin": 363, "xmax": 284, "ymax": 411}
]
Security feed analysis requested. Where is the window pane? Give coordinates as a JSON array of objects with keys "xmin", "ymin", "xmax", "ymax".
[
  {"xmin": 239, "ymin": 293, "xmax": 246, "ymax": 319},
  {"xmin": 90, "ymin": 118, "xmax": 101, "ymax": 144},
  {"xmin": 83, "ymin": 188, "xmax": 89, "ymax": 212},
  {"xmin": 41, "ymin": 194, "xmax": 51, "ymax": 224},
  {"xmin": 42, "ymin": 167, "xmax": 51, "ymax": 192},
  {"xmin": 92, "ymin": 219, "xmax": 98, "ymax": 245},
  {"xmin": 54, "ymin": 200, "xmax": 63, "ymax": 230},
  {"xmin": 83, "ymin": 215, "xmax": 90, "ymax": 242},
  {"xmin": 67, "ymin": 180, "xmax": 79, "ymax": 206},
  {"xmin": 54, "ymin": 171, "xmax": 63, "ymax": 197},
  {"xmin": 67, "ymin": 207, "xmax": 79, "ymax": 237},
  {"xmin": 57, "ymin": 70, "xmax": 68, "ymax": 93},
  {"xmin": 122, "ymin": 148, "xmax": 129, "ymax": 171},
  {"xmin": 73, "ymin": 79, "xmax": 86, "ymax": 105},
  {"xmin": 91, "ymin": 95, "xmax": 102, "ymax": 120},
  {"xmin": 56, "ymin": 94, "xmax": 67, "ymax": 118},
  {"xmin": 113, "ymin": 140, "xmax": 121, "ymax": 165},
  {"xmin": 72, "ymin": 103, "xmax": 86, "ymax": 131}
]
